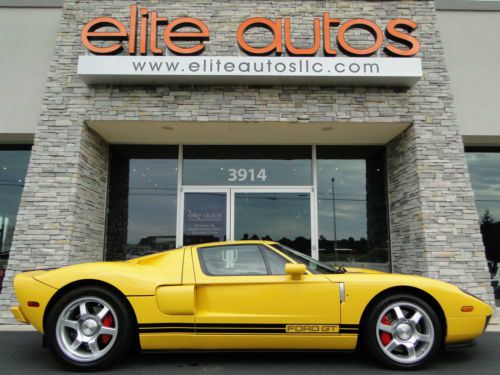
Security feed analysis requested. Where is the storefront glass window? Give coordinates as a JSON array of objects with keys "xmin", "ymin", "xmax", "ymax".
[
  {"xmin": 465, "ymin": 149, "xmax": 500, "ymax": 305},
  {"xmin": 234, "ymin": 192, "xmax": 312, "ymax": 255},
  {"xmin": 316, "ymin": 146, "xmax": 389, "ymax": 269},
  {"xmin": 0, "ymin": 146, "xmax": 31, "ymax": 292},
  {"xmin": 106, "ymin": 146, "xmax": 178, "ymax": 260},
  {"xmin": 183, "ymin": 146, "xmax": 312, "ymax": 186}
]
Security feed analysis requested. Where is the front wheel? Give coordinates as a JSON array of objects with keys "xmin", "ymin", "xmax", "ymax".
[
  {"xmin": 46, "ymin": 286, "xmax": 133, "ymax": 371},
  {"xmin": 364, "ymin": 294, "xmax": 442, "ymax": 370}
]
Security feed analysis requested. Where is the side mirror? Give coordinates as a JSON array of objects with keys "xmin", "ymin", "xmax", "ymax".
[{"xmin": 285, "ymin": 263, "xmax": 307, "ymax": 280}]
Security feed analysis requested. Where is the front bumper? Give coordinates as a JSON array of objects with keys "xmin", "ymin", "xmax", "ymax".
[
  {"xmin": 12, "ymin": 271, "xmax": 57, "ymax": 333},
  {"xmin": 483, "ymin": 315, "xmax": 492, "ymax": 333},
  {"xmin": 11, "ymin": 306, "xmax": 29, "ymax": 324}
]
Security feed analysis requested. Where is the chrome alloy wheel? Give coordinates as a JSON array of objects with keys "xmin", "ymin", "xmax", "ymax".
[
  {"xmin": 375, "ymin": 302, "xmax": 435, "ymax": 365},
  {"xmin": 55, "ymin": 296, "xmax": 119, "ymax": 363}
]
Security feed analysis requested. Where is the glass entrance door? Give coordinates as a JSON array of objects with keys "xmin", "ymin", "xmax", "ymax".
[
  {"xmin": 181, "ymin": 188, "xmax": 314, "ymax": 256},
  {"xmin": 182, "ymin": 190, "xmax": 229, "ymax": 245},
  {"xmin": 232, "ymin": 191, "xmax": 312, "ymax": 256}
]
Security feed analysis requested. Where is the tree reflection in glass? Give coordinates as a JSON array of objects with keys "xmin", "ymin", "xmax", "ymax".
[
  {"xmin": 316, "ymin": 147, "xmax": 388, "ymax": 270},
  {"xmin": 466, "ymin": 151, "xmax": 500, "ymax": 303}
]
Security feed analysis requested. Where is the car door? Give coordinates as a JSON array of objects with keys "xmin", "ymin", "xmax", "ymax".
[{"xmin": 191, "ymin": 243, "xmax": 343, "ymax": 349}]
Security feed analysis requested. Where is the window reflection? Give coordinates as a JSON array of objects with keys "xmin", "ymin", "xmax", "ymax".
[
  {"xmin": 183, "ymin": 146, "xmax": 312, "ymax": 186},
  {"xmin": 234, "ymin": 192, "xmax": 311, "ymax": 255},
  {"xmin": 0, "ymin": 146, "xmax": 31, "ymax": 292},
  {"xmin": 465, "ymin": 150, "xmax": 500, "ymax": 305},
  {"xmin": 106, "ymin": 146, "xmax": 178, "ymax": 260},
  {"xmin": 316, "ymin": 147, "xmax": 388, "ymax": 269}
]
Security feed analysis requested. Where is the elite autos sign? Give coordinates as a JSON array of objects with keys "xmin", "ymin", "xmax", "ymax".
[{"xmin": 77, "ymin": 5, "xmax": 422, "ymax": 87}]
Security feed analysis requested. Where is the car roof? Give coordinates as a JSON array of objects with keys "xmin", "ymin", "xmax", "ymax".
[{"xmin": 191, "ymin": 240, "xmax": 279, "ymax": 248}]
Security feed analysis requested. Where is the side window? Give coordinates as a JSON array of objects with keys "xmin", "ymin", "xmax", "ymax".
[
  {"xmin": 262, "ymin": 248, "xmax": 289, "ymax": 275},
  {"xmin": 198, "ymin": 244, "xmax": 268, "ymax": 276}
]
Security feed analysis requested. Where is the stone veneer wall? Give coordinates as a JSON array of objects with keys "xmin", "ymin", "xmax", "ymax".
[{"xmin": 0, "ymin": 0, "xmax": 493, "ymax": 323}]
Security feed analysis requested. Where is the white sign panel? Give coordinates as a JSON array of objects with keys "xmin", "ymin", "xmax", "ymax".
[{"xmin": 77, "ymin": 56, "xmax": 422, "ymax": 87}]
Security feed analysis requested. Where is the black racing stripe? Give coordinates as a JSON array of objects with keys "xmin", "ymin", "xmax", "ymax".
[
  {"xmin": 139, "ymin": 323, "xmax": 358, "ymax": 328},
  {"xmin": 140, "ymin": 328, "xmax": 357, "ymax": 335},
  {"xmin": 198, "ymin": 328, "xmax": 288, "ymax": 334},
  {"xmin": 139, "ymin": 328, "xmax": 287, "ymax": 334},
  {"xmin": 139, "ymin": 328, "xmax": 195, "ymax": 333},
  {"xmin": 197, "ymin": 323, "xmax": 286, "ymax": 328},
  {"xmin": 138, "ymin": 323, "xmax": 195, "ymax": 328}
]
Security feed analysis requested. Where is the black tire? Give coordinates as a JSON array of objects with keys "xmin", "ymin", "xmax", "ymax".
[
  {"xmin": 363, "ymin": 293, "xmax": 442, "ymax": 370},
  {"xmin": 46, "ymin": 285, "xmax": 134, "ymax": 371}
]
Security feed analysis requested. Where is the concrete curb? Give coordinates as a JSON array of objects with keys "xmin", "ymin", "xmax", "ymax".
[{"xmin": 0, "ymin": 324, "xmax": 36, "ymax": 331}]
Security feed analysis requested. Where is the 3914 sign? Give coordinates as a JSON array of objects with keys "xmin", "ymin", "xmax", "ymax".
[{"xmin": 227, "ymin": 168, "xmax": 267, "ymax": 182}]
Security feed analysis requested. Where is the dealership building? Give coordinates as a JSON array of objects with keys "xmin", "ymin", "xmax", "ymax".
[{"xmin": 1, "ymin": 0, "xmax": 500, "ymax": 323}]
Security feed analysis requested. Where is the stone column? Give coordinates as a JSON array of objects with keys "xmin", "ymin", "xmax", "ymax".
[
  {"xmin": 386, "ymin": 1, "xmax": 493, "ymax": 304},
  {"xmin": 0, "ymin": 122, "xmax": 108, "ymax": 323}
]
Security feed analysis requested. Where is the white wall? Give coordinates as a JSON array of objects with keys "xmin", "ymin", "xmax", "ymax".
[
  {"xmin": 437, "ymin": 10, "xmax": 500, "ymax": 143},
  {"xmin": 0, "ymin": 8, "xmax": 61, "ymax": 142}
]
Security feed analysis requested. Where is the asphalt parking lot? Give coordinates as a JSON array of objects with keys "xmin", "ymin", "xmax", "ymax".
[{"xmin": 0, "ymin": 331, "xmax": 499, "ymax": 375}]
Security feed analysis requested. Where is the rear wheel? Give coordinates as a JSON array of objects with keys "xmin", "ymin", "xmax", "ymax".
[
  {"xmin": 364, "ymin": 294, "xmax": 442, "ymax": 370},
  {"xmin": 46, "ymin": 286, "xmax": 133, "ymax": 371}
]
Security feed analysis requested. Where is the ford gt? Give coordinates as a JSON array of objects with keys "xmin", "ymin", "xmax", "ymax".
[{"xmin": 11, "ymin": 241, "xmax": 493, "ymax": 371}]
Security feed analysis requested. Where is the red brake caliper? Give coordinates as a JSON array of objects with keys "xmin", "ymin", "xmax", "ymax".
[
  {"xmin": 100, "ymin": 313, "xmax": 114, "ymax": 346},
  {"xmin": 380, "ymin": 314, "xmax": 392, "ymax": 346}
]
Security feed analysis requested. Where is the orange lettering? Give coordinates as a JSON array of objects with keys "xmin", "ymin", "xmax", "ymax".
[
  {"xmin": 150, "ymin": 11, "xmax": 168, "ymax": 55},
  {"xmin": 139, "ymin": 8, "xmax": 148, "ymax": 55},
  {"xmin": 337, "ymin": 19, "xmax": 384, "ymax": 56},
  {"xmin": 81, "ymin": 17, "xmax": 127, "ymax": 55},
  {"xmin": 128, "ymin": 5, "xmax": 137, "ymax": 55},
  {"xmin": 323, "ymin": 12, "xmax": 340, "ymax": 56},
  {"xmin": 237, "ymin": 17, "xmax": 282, "ymax": 55},
  {"xmin": 163, "ymin": 18, "xmax": 209, "ymax": 55},
  {"xmin": 284, "ymin": 17, "xmax": 320, "ymax": 56},
  {"xmin": 384, "ymin": 19, "xmax": 420, "ymax": 57}
]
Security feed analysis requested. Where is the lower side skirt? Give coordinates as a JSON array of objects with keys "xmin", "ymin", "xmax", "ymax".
[{"xmin": 444, "ymin": 340, "xmax": 476, "ymax": 350}]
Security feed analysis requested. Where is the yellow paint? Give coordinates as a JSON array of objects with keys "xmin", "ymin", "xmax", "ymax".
[
  {"xmin": 181, "ymin": 246, "xmax": 196, "ymax": 284},
  {"xmin": 128, "ymin": 296, "xmax": 195, "ymax": 325},
  {"xmin": 446, "ymin": 316, "xmax": 489, "ymax": 343},
  {"xmin": 33, "ymin": 248, "xmax": 185, "ymax": 295},
  {"xmin": 12, "ymin": 240, "xmax": 493, "ymax": 352},
  {"xmin": 284, "ymin": 263, "xmax": 307, "ymax": 279},
  {"xmin": 191, "ymin": 245, "xmax": 341, "ymax": 326},
  {"xmin": 156, "ymin": 285, "xmax": 195, "ymax": 315},
  {"xmin": 12, "ymin": 270, "xmax": 58, "ymax": 333},
  {"xmin": 11, "ymin": 306, "xmax": 28, "ymax": 324}
]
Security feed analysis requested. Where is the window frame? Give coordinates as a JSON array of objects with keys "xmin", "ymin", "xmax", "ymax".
[
  {"xmin": 196, "ymin": 243, "xmax": 293, "ymax": 277},
  {"xmin": 259, "ymin": 244, "xmax": 290, "ymax": 275}
]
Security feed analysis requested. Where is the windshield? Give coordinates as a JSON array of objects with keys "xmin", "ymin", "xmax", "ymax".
[{"xmin": 271, "ymin": 244, "xmax": 345, "ymax": 274}]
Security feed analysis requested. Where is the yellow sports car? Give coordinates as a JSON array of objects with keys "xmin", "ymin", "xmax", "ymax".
[{"xmin": 11, "ymin": 241, "xmax": 493, "ymax": 371}]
